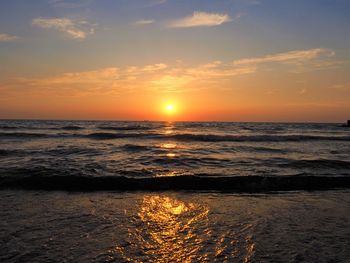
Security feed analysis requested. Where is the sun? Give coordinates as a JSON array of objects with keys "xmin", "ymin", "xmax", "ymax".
[
  {"xmin": 162, "ymin": 101, "xmax": 178, "ymax": 117},
  {"xmin": 166, "ymin": 104, "xmax": 174, "ymax": 112}
]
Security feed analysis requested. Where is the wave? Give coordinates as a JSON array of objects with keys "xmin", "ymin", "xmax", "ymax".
[
  {"xmin": 0, "ymin": 132, "xmax": 48, "ymax": 138},
  {"xmin": 168, "ymin": 134, "xmax": 350, "ymax": 142},
  {"xmin": 120, "ymin": 144, "xmax": 151, "ymax": 152},
  {"xmin": 86, "ymin": 132, "xmax": 155, "ymax": 139},
  {"xmin": 0, "ymin": 125, "xmax": 20, "ymax": 129},
  {"xmin": 279, "ymin": 159, "xmax": 350, "ymax": 169},
  {"xmin": 1, "ymin": 131, "xmax": 349, "ymax": 142},
  {"xmin": 98, "ymin": 125, "xmax": 153, "ymax": 131},
  {"xmin": 0, "ymin": 124, "xmax": 84, "ymax": 131},
  {"xmin": 85, "ymin": 132, "xmax": 350, "ymax": 142},
  {"xmin": 0, "ymin": 174, "xmax": 349, "ymax": 192},
  {"xmin": 0, "ymin": 149, "xmax": 16, "ymax": 156},
  {"xmin": 237, "ymin": 146, "xmax": 290, "ymax": 153},
  {"xmin": 60, "ymin": 125, "xmax": 84, "ymax": 130}
]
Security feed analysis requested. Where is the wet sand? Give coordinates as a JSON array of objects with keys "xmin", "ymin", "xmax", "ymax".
[{"xmin": 1, "ymin": 190, "xmax": 349, "ymax": 262}]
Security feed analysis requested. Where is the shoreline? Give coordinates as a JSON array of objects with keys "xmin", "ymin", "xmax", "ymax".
[{"xmin": 1, "ymin": 175, "xmax": 349, "ymax": 192}]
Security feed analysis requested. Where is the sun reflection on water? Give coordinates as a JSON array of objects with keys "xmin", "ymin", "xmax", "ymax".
[
  {"xmin": 112, "ymin": 195, "xmax": 257, "ymax": 262},
  {"xmin": 155, "ymin": 171, "xmax": 177, "ymax": 177},
  {"xmin": 115, "ymin": 195, "xmax": 210, "ymax": 262},
  {"xmin": 160, "ymin": 143, "xmax": 177, "ymax": 149},
  {"xmin": 164, "ymin": 122, "xmax": 175, "ymax": 135}
]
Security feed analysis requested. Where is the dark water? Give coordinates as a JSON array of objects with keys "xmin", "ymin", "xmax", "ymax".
[{"xmin": 0, "ymin": 120, "xmax": 349, "ymax": 190}]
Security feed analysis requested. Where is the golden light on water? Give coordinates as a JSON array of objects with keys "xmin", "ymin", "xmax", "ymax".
[
  {"xmin": 112, "ymin": 194, "xmax": 257, "ymax": 262},
  {"xmin": 161, "ymin": 141, "xmax": 177, "ymax": 158},
  {"xmin": 164, "ymin": 121, "xmax": 175, "ymax": 134},
  {"xmin": 115, "ymin": 195, "xmax": 210, "ymax": 262},
  {"xmin": 136, "ymin": 195, "xmax": 210, "ymax": 262},
  {"xmin": 161, "ymin": 143, "xmax": 177, "ymax": 149}
]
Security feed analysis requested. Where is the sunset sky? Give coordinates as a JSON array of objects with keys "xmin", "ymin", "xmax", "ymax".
[{"xmin": 0, "ymin": 0, "xmax": 349, "ymax": 122}]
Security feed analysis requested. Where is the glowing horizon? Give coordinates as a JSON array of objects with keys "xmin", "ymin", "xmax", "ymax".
[{"xmin": 0, "ymin": 0, "xmax": 349, "ymax": 122}]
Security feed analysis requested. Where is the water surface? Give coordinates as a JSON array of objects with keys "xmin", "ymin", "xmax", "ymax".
[
  {"xmin": 1, "ymin": 120, "xmax": 349, "ymax": 184},
  {"xmin": 0, "ymin": 190, "xmax": 349, "ymax": 262}
]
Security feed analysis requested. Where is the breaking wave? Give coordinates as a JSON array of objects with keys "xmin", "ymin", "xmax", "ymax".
[
  {"xmin": 98, "ymin": 125, "xmax": 154, "ymax": 131},
  {"xmin": 1, "ymin": 131, "xmax": 349, "ymax": 142},
  {"xmin": 0, "ymin": 174, "xmax": 349, "ymax": 192}
]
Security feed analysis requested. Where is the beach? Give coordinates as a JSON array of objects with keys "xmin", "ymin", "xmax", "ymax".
[{"xmin": 1, "ymin": 190, "xmax": 349, "ymax": 262}]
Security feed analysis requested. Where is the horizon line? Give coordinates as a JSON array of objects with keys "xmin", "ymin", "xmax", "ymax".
[{"xmin": 0, "ymin": 118, "xmax": 346, "ymax": 124}]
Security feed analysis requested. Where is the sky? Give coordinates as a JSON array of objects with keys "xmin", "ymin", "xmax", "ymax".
[{"xmin": 0, "ymin": 0, "xmax": 349, "ymax": 122}]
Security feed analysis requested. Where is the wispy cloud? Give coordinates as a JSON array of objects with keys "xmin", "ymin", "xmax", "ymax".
[
  {"xmin": 233, "ymin": 48, "xmax": 334, "ymax": 66},
  {"xmin": 6, "ymin": 48, "xmax": 337, "ymax": 97},
  {"xmin": 151, "ymin": 75, "xmax": 195, "ymax": 93},
  {"xmin": 49, "ymin": 0, "xmax": 94, "ymax": 8},
  {"xmin": 169, "ymin": 11, "xmax": 232, "ymax": 28},
  {"xmin": 126, "ymin": 63, "xmax": 167, "ymax": 73},
  {"xmin": 149, "ymin": 0, "xmax": 167, "ymax": 6},
  {"xmin": 20, "ymin": 67, "xmax": 120, "ymax": 86},
  {"xmin": 0, "ymin": 33, "xmax": 19, "ymax": 42},
  {"xmin": 139, "ymin": 0, "xmax": 167, "ymax": 8},
  {"xmin": 185, "ymin": 60, "xmax": 255, "ymax": 79},
  {"xmin": 244, "ymin": 0, "xmax": 260, "ymax": 5},
  {"xmin": 6, "ymin": 60, "xmax": 253, "ymax": 96},
  {"xmin": 299, "ymin": 89, "xmax": 307, "ymax": 95},
  {"xmin": 134, "ymin": 19, "xmax": 155, "ymax": 26},
  {"xmin": 13, "ymin": 63, "xmax": 169, "ymax": 96},
  {"xmin": 330, "ymin": 82, "xmax": 350, "ymax": 91},
  {"xmin": 32, "ymin": 17, "xmax": 95, "ymax": 39}
]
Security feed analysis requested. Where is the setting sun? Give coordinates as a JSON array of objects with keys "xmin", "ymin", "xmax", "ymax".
[{"xmin": 166, "ymin": 104, "xmax": 174, "ymax": 112}]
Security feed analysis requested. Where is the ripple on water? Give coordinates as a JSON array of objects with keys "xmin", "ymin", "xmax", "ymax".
[{"xmin": 110, "ymin": 195, "xmax": 256, "ymax": 262}]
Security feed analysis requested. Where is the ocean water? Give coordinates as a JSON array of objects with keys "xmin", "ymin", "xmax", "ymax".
[
  {"xmin": 0, "ymin": 120, "xmax": 349, "ymax": 190},
  {"xmin": 0, "ymin": 120, "xmax": 350, "ymax": 190},
  {"xmin": 1, "ymin": 120, "xmax": 350, "ymax": 262}
]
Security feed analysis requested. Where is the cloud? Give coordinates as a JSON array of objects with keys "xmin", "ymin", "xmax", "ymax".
[
  {"xmin": 149, "ymin": 0, "xmax": 167, "ymax": 6},
  {"xmin": 169, "ymin": 11, "xmax": 231, "ymax": 28},
  {"xmin": 0, "ymin": 33, "xmax": 19, "ymax": 42},
  {"xmin": 151, "ymin": 75, "xmax": 195, "ymax": 93},
  {"xmin": 6, "ymin": 48, "xmax": 337, "ymax": 97},
  {"xmin": 233, "ymin": 48, "xmax": 334, "ymax": 66},
  {"xmin": 330, "ymin": 82, "xmax": 350, "ymax": 91},
  {"xmin": 134, "ymin": 19, "xmax": 155, "ymax": 25},
  {"xmin": 10, "ymin": 60, "xmax": 253, "ymax": 96},
  {"xmin": 299, "ymin": 89, "xmax": 307, "ymax": 95},
  {"xmin": 244, "ymin": 0, "xmax": 260, "ymax": 5},
  {"xmin": 32, "ymin": 17, "xmax": 95, "ymax": 39},
  {"xmin": 21, "ymin": 68, "xmax": 120, "ymax": 86},
  {"xmin": 185, "ymin": 61, "xmax": 256, "ymax": 78},
  {"xmin": 13, "ymin": 63, "xmax": 169, "ymax": 96},
  {"xmin": 126, "ymin": 63, "xmax": 167, "ymax": 73},
  {"xmin": 49, "ymin": 0, "xmax": 94, "ymax": 8}
]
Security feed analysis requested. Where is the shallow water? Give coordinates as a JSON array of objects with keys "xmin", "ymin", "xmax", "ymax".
[{"xmin": 0, "ymin": 190, "xmax": 349, "ymax": 262}]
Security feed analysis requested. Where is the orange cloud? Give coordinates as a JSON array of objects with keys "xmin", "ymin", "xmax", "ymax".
[{"xmin": 4, "ymin": 48, "xmax": 338, "ymax": 98}]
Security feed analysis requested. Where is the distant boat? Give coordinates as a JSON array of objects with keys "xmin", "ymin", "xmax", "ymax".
[{"xmin": 341, "ymin": 120, "xmax": 350, "ymax": 127}]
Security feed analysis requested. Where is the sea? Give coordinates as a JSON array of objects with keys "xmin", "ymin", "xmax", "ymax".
[{"xmin": 0, "ymin": 120, "xmax": 349, "ymax": 262}]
